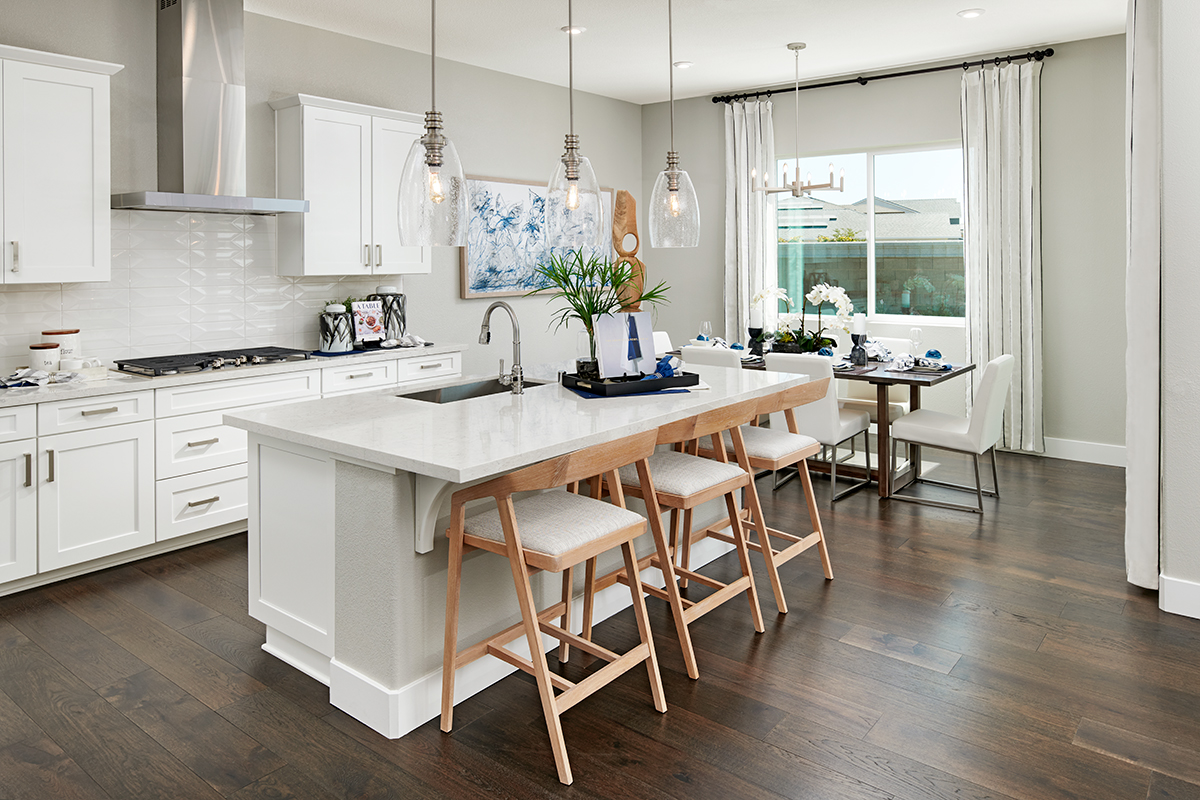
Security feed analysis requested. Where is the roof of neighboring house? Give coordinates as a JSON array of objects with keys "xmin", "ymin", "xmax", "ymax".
[{"xmin": 777, "ymin": 196, "xmax": 963, "ymax": 241}]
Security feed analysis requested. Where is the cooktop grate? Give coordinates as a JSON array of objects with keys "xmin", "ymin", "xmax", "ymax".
[{"xmin": 114, "ymin": 346, "xmax": 312, "ymax": 376}]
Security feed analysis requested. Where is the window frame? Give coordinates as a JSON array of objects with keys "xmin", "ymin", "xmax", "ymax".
[{"xmin": 777, "ymin": 139, "xmax": 966, "ymax": 327}]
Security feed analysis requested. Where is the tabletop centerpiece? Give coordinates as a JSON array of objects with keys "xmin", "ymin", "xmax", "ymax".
[{"xmin": 767, "ymin": 283, "xmax": 854, "ymax": 354}]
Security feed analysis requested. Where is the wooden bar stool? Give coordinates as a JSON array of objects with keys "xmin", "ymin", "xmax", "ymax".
[
  {"xmin": 588, "ymin": 397, "xmax": 766, "ymax": 681},
  {"xmin": 441, "ymin": 429, "xmax": 667, "ymax": 786},
  {"xmin": 694, "ymin": 379, "xmax": 835, "ymax": 613}
]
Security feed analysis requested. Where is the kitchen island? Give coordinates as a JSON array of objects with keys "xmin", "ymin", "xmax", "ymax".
[{"xmin": 224, "ymin": 363, "xmax": 807, "ymax": 739}]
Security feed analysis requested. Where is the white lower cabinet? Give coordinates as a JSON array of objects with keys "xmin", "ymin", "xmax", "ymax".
[
  {"xmin": 156, "ymin": 463, "xmax": 248, "ymax": 542},
  {"xmin": 0, "ymin": 439, "xmax": 37, "ymax": 583},
  {"xmin": 38, "ymin": 421, "xmax": 154, "ymax": 572}
]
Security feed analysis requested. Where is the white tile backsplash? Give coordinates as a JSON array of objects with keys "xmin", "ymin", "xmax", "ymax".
[{"xmin": 0, "ymin": 210, "xmax": 394, "ymax": 368}]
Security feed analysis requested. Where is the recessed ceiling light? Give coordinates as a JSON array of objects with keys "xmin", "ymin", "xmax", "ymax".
[
  {"xmin": 560, "ymin": 25, "xmax": 585, "ymax": 34},
  {"xmin": 673, "ymin": 60, "xmax": 693, "ymax": 69},
  {"xmin": 957, "ymin": 8, "xmax": 985, "ymax": 18}
]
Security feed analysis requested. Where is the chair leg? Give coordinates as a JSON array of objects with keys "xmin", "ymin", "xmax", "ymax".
[
  {"xmin": 990, "ymin": 447, "xmax": 1001, "ymax": 497},
  {"xmin": 829, "ymin": 442, "xmax": 838, "ymax": 506},
  {"xmin": 621, "ymin": 539, "xmax": 667, "ymax": 714},
  {"xmin": 799, "ymin": 460, "xmax": 833, "ymax": 580},
  {"xmin": 441, "ymin": 528, "xmax": 465, "ymax": 733},
  {"xmin": 581, "ymin": 557, "xmax": 597, "ymax": 645},
  {"xmin": 725, "ymin": 492, "xmax": 765, "ymax": 634},
  {"xmin": 889, "ymin": 429, "xmax": 898, "ymax": 498},
  {"xmin": 558, "ymin": 565, "xmax": 573, "ymax": 663},
  {"xmin": 679, "ymin": 508, "xmax": 694, "ymax": 589},
  {"xmin": 972, "ymin": 453, "xmax": 984, "ymax": 513},
  {"xmin": 742, "ymin": 472, "xmax": 787, "ymax": 614}
]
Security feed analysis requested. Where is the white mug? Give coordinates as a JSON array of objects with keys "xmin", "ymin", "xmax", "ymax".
[
  {"xmin": 42, "ymin": 329, "xmax": 81, "ymax": 359},
  {"xmin": 60, "ymin": 358, "xmax": 84, "ymax": 371},
  {"xmin": 29, "ymin": 343, "xmax": 60, "ymax": 372}
]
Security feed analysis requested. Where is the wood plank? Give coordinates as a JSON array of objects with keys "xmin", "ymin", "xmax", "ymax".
[
  {"xmin": 0, "ymin": 618, "xmax": 225, "ymax": 800},
  {"xmin": 134, "ymin": 550, "xmax": 265, "ymax": 635},
  {"xmin": 91, "ymin": 565, "xmax": 222, "ymax": 630},
  {"xmin": 1148, "ymin": 772, "xmax": 1200, "ymax": 800},
  {"xmin": 228, "ymin": 765, "xmax": 341, "ymax": 800},
  {"xmin": 1073, "ymin": 717, "xmax": 1200, "ymax": 788},
  {"xmin": 99, "ymin": 668, "xmax": 286, "ymax": 796},
  {"xmin": 0, "ymin": 682, "xmax": 48, "ymax": 749},
  {"xmin": 838, "ymin": 625, "xmax": 961, "ymax": 674},
  {"xmin": 0, "ymin": 737, "xmax": 111, "ymax": 800},
  {"xmin": 45, "ymin": 577, "xmax": 266, "ymax": 711}
]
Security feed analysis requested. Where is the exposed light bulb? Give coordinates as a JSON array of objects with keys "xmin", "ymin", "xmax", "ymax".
[
  {"xmin": 566, "ymin": 181, "xmax": 580, "ymax": 210},
  {"xmin": 957, "ymin": 8, "xmax": 985, "ymax": 18},
  {"xmin": 669, "ymin": 191, "xmax": 681, "ymax": 218},
  {"xmin": 428, "ymin": 169, "xmax": 445, "ymax": 204}
]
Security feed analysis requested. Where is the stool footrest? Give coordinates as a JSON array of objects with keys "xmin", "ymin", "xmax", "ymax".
[
  {"xmin": 555, "ymin": 643, "xmax": 652, "ymax": 714},
  {"xmin": 670, "ymin": 566, "xmax": 725, "ymax": 592},
  {"xmin": 456, "ymin": 601, "xmax": 568, "ymax": 666},
  {"xmin": 486, "ymin": 642, "xmax": 575, "ymax": 692},
  {"xmin": 682, "ymin": 576, "xmax": 753, "ymax": 624},
  {"xmin": 538, "ymin": 621, "xmax": 619, "ymax": 663}
]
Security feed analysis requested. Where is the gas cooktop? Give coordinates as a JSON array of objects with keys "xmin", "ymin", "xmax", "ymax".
[{"xmin": 114, "ymin": 347, "xmax": 312, "ymax": 377}]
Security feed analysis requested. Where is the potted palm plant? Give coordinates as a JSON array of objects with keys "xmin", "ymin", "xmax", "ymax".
[{"xmin": 528, "ymin": 249, "xmax": 669, "ymax": 378}]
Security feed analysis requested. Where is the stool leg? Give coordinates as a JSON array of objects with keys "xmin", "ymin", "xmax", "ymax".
[
  {"xmin": 558, "ymin": 565, "xmax": 573, "ymax": 663},
  {"xmin": 622, "ymin": 538, "xmax": 667, "ymax": 713},
  {"xmin": 582, "ymin": 557, "xmax": 597, "ymax": 644},
  {"xmin": 725, "ymin": 491, "xmax": 765, "ymax": 633},
  {"xmin": 744, "ymin": 471, "xmax": 787, "ymax": 614},
  {"xmin": 679, "ymin": 507, "xmax": 694, "ymax": 589},
  {"xmin": 441, "ymin": 523, "xmax": 465, "ymax": 732},
  {"xmin": 799, "ymin": 460, "xmax": 833, "ymax": 580}
]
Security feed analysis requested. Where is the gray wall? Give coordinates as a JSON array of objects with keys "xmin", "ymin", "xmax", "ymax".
[{"xmin": 641, "ymin": 35, "xmax": 1128, "ymax": 445}]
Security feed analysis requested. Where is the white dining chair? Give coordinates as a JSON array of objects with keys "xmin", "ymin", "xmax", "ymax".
[
  {"xmin": 886, "ymin": 353, "xmax": 1015, "ymax": 513},
  {"xmin": 653, "ymin": 331, "xmax": 674, "ymax": 357},
  {"xmin": 681, "ymin": 345, "xmax": 742, "ymax": 368},
  {"xmin": 838, "ymin": 336, "xmax": 913, "ymax": 423},
  {"xmin": 765, "ymin": 352, "xmax": 871, "ymax": 502}
]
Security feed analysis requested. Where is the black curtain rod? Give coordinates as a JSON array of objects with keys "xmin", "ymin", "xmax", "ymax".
[{"xmin": 711, "ymin": 48, "xmax": 1055, "ymax": 104}]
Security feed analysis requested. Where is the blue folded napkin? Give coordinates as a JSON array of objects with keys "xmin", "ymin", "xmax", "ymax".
[
  {"xmin": 643, "ymin": 355, "xmax": 681, "ymax": 380},
  {"xmin": 731, "ymin": 342, "xmax": 745, "ymax": 351},
  {"xmin": 817, "ymin": 346, "xmax": 833, "ymax": 356},
  {"xmin": 696, "ymin": 334, "xmax": 709, "ymax": 341}
]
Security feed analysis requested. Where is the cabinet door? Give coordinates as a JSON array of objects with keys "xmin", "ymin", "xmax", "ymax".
[
  {"xmin": 371, "ymin": 116, "xmax": 431, "ymax": 274},
  {"xmin": 299, "ymin": 106, "xmax": 372, "ymax": 276},
  {"xmin": 38, "ymin": 421, "xmax": 154, "ymax": 572},
  {"xmin": 0, "ymin": 439, "xmax": 37, "ymax": 584},
  {"xmin": 2, "ymin": 59, "xmax": 110, "ymax": 283}
]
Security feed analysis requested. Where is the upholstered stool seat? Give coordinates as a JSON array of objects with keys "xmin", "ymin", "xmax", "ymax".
[
  {"xmin": 464, "ymin": 491, "xmax": 644, "ymax": 558},
  {"xmin": 722, "ymin": 426, "xmax": 820, "ymax": 462},
  {"xmin": 617, "ymin": 450, "xmax": 745, "ymax": 497}
]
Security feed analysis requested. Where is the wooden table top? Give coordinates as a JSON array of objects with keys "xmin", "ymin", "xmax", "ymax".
[{"xmin": 693, "ymin": 352, "xmax": 977, "ymax": 387}]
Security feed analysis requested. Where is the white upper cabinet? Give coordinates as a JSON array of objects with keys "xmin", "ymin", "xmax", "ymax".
[
  {"xmin": 0, "ymin": 46, "xmax": 122, "ymax": 284},
  {"xmin": 273, "ymin": 95, "xmax": 432, "ymax": 277}
]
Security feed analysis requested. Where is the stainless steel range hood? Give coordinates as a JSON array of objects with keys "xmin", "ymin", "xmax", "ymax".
[{"xmin": 112, "ymin": 0, "xmax": 307, "ymax": 215}]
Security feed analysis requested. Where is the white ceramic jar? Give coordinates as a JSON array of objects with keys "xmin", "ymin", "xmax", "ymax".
[
  {"xmin": 29, "ymin": 342, "xmax": 60, "ymax": 372},
  {"xmin": 42, "ymin": 329, "xmax": 82, "ymax": 359}
]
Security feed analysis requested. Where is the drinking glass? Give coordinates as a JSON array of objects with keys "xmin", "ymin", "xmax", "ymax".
[
  {"xmin": 699, "ymin": 321, "xmax": 712, "ymax": 340},
  {"xmin": 909, "ymin": 327, "xmax": 923, "ymax": 356}
]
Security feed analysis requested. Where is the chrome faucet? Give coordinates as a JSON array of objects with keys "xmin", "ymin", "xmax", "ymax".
[{"xmin": 478, "ymin": 301, "xmax": 524, "ymax": 394}]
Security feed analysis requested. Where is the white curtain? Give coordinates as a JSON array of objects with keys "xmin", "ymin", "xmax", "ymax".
[
  {"xmin": 1125, "ymin": 0, "xmax": 1161, "ymax": 590},
  {"xmin": 724, "ymin": 100, "xmax": 777, "ymax": 342},
  {"xmin": 961, "ymin": 62, "xmax": 1044, "ymax": 454}
]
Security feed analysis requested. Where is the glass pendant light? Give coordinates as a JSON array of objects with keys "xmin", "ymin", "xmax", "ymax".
[
  {"xmin": 399, "ymin": 0, "xmax": 468, "ymax": 246},
  {"xmin": 546, "ymin": 0, "xmax": 604, "ymax": 254},
  {"xmin": 649, "ymin": 0, "xmax": 700, "ymax": 247}
]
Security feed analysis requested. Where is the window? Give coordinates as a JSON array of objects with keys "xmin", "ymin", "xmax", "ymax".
[{"xmin": 775, "ymin": 144, "xmax": 964, "ymax": 320}]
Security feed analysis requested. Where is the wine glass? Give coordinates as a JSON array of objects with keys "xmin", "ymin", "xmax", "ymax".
[
  {"xmin": 699, "ymin": 321, "xmax": 712, "ymax": 341},
  {"xmin": 909, "ymin": 327, "xmax": 923, "ymax": 357}
]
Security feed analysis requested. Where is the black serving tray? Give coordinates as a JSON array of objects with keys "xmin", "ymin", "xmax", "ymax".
[{"xmin": 562, "ymin": 371, "xmax": 700, "ymax": 396}]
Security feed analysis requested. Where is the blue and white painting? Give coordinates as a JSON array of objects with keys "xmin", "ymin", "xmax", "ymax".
[{"xmin": 460, "ymin": 177, "xmax": 611, "ymax": 299}]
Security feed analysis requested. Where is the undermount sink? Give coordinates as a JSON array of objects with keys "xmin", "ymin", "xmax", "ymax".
[{"xmin": 397, "ymin": 377, "xmax": 549, "ymax": 404}]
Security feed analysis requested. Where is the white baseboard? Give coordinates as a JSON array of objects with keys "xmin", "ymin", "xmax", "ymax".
[
  {"xmin": 1160, "ymin": 574, "xmax": 1200, "ymax": 621},
  {"xmin": 329, "ymin": 536, "xmax": 735, "ymax": 740},
  {"xmin": 1042, "ymin": 437, "xmax": 1126, "ymax": 467}
]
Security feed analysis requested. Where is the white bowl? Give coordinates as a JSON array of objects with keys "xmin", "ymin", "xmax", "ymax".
[{"xmin": 688, "ymin": 338, "xmax": 712, "ymax": 347}]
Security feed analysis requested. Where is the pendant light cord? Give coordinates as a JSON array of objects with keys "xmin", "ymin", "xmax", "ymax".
[
  {"xmin": 793, "ymin": 47, "xmax": 800, "ymax": 177},
  {"xmin": 430, "ymin": 0, "xmax": 437, "ymax": 111},
  {"xmin": 568, "ymin": 0, "xmax": 575, "ymax": 136},
  {"xmin": 668, "ymin": 0, "xmax": 675, "ymax": 152}
]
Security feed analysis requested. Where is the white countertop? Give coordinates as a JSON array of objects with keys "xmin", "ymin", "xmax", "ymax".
[
  {"xmin": 0, "ymin": 344, "xmax": 467, "ymax": 409},
  {"xmin": 224, "ymin": 363, "xmax": 808, "ymax": 483}
]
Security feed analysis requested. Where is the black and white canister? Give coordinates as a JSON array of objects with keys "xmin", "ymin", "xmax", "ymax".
[
  {"xmin": 368, "ymin": 286, "xmax": 406, "ymax": 340},
  {"xmin": 319, "ymin": 304, "xmax": 354, "ymax": 353}
]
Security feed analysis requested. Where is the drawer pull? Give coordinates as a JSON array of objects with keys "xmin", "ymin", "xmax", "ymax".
[
  {"xmin": 47, "ymin": 449, "xmax": 55, "ymax": 482},
  {"xmin": 419, "ymin": 362, "xmax": 443, "ymax": 370},
  {"xmin": 24, "ymin": 453, "xmax": 32, "ymax": 487},
  {"xmin": 81, "ymin": 406, "xmax": 119, "ymax": 417},
  {"xmin": 347, "ymin": 372, "xmax": 374, "ymax": 380},
  {"xmin": 376, "ymin": 244, "xmax": 382, "ymax": 266},
  {"xmin": 10, "ymin": 240, "xmax": 18, "ymax": 273},
  {"xmin": 364, "ymin": 244, "xmax": 371, "ymax": 268},
  {"xmin": 187, "ymin": 437, "xmax": 220, "ymax": 448},
  {"xmin": 186, "ymin": 496, "xmax": 220, "ymax": 508}
]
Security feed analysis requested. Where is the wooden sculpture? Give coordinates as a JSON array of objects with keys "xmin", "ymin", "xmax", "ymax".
[{"xmin": 612, "ymin": 190, "xmax": 646, "ymax": 311}]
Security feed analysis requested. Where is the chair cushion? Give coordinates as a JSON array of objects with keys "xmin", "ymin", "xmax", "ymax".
[
  {"xmin": 618, "ymin": 450, "xmax": 746, "ymax": 497},
  {"xmin": 838, "ymin": 398, "xmax": 907, "ymax": 423},
  {"xmin": 721, "ymin": 426, "xmax": 820, "ymax": 462},
  {"xmin": 464, "ymin": 491, "xmax": 644, "ymax": 557},
  {"xmin": 836, "ymin": 408, "xmax": 871, "ymax": 443},
  {"xmin": 889, "ymin": 408, "xmax": 976, "ymax": 453}
]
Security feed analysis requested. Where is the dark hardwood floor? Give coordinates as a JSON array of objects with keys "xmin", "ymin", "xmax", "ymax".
[{"xmin": 2, "ymin": 451, "xmax": 1199, "ymax": 799}]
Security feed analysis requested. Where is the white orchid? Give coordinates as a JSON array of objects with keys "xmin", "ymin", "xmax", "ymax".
[
  {"xmin": 751, "ymin": 286, "xmax": 793, "ymax": 309},
  {"xmin": 803, "ymin": 282, "xmax": 855, "ymax": 336}
]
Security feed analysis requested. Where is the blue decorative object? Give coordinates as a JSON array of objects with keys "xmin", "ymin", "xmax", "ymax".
[
  {"xmin": 731, "ymin": 343, "xmax": 745, "ymax": 350},
  {"xmin": 696, "ymin": 333, "xmax": 709, "ymax": 341},
  {"xmin": 817, "ymin": 346, "xmax": 834, "ymax": 356},
  {"xmin": 925, "ymin": 349, "xmax": 942, "ymax": 359},
  {"xmin": 461, "ymin": 177, "xmax": 613, "ymax": 299}
]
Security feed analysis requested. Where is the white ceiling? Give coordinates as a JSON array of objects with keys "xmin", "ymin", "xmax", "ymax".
[{"xmin": 245, "ymin": 0, "xmax": 1127, "ymax": 105}]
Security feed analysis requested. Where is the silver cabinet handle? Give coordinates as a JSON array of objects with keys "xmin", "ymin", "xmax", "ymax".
[
  {"xmin": 364, "ymin": 244, "xmax": 371, "ymax": 267},
  {"xmin": 81, "ymin": 406, "xmax": 119, "ymax": 417},
  {"xmin": 47, "ymin": 450, "xmax": 55, "ymax": 483},
  {"xmin": 419, "ymin": 362, "xmax": 443, "ymax": 370},
  {"xmin": 376, "ymin": 244, "xmax": 382, "ymax": 266},
  {"xmin": 10, "ymin": 241, "xmax": 18, "ymax": 273},
  {"xmin": 187, "ymin": 437, "xmax": 220, "ymax": 448},
  {"xmin": 186, "ymin": 496, "xmax": 220, "ymax": 508},
  {"xmin": 24, "ymin": 453, "xmax": 32, "ymax": 488},
  {"xmin": 347, "ymin": 372, "xmax": 374, "ymax": 380}
]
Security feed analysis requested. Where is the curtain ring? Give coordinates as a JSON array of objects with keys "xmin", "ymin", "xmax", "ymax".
[
  {"xmin": 962, "ymin": 62, "xmax": 970, "ymax": 71},
  {"xmin": 857, "ymin": 76, "xmax": 868, "ymax": 86},
  {"xmin": 994, "ymin": 57, "xmax": 1002, "ymax": 66}
]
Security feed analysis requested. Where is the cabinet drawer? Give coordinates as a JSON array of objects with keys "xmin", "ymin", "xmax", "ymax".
[
  {"xmin": 397, "ymin": 352, "xmax": 461, "ymax": 383},
  {"xmin": 38, "ymin": 391, "xmax": 154, "ymax": 435},
  {"xmin": 155, "ymin": 410, "xmax": 249, "ymax": 480},
  {"xmin": 156, "ymin": 370, "xmax": 320, "ymax": 417},
  {"xmin": 0, "ymin": 405, "xmax": 36, "ymax": 444},
  {"xmin": 156, "ymin": 464, "xmax": 248, "ymax": 542},
  {"xmin": 321, "ymin": 360, "xmax": 397, "ymax": 394}
]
